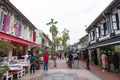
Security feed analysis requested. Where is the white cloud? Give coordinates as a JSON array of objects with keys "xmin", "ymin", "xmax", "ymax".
[{"xmin": 10, "ymin": 0, "xmax": 113, "ymax": 44}]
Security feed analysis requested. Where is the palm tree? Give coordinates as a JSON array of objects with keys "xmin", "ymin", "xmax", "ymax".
[
  {"xmin": 46, "ymin": 19, "xmax": 58, "ymax": 54},
  {"xmin": 62, "ymin": 29, "xmax": 69, "ymax": 52},
  {"xmin": 55, "ymin": 38, "xmax": 60, "ymax": 52}
]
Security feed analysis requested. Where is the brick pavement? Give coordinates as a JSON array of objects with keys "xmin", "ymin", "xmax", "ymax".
[
  {"xmin": 79, "ymin": 60, "xmax": 120, "ymax": 80},
  {"xmin": 40, "ymin": 60, "xmax": 84, "ymax": 69},
  {"xmin": 20, "ymin": 60, "xmax": 102, "ymax": 80},
  {"xmin": 20, "ymin": 59, "xmax": 120, "ymax": 80}
]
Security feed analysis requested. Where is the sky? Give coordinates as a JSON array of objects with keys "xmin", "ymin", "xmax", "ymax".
[{"xmin": 10, "ymin": 0, "xmax": 113, "ymax": 44}]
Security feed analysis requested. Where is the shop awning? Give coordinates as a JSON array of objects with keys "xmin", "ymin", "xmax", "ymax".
[
  {"xmin": 0, "ymin": 32, "xmax": 41, "ymax": 47},
  {"xmin": 34, "ymin": 43, "xmax": 41, "ymax": 48},
  {"xmin": 87, "ymin": 36, "xmax": 120, "ymax": 49}
]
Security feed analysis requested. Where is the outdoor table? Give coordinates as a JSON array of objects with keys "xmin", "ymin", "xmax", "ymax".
[
  {"xmin": 8, "ymin": 65, "xmax": 23, "ymax": 79},
  {"xmin": 20, "ymin": 62, "xmax": 30, "ymax": 73}
]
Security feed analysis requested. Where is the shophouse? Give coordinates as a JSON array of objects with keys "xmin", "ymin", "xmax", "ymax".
[
  {"xmin": 0, "ymin": 0, "xmax": 40, "ymax": 61},
  {"xmin": 40, "ymin": 32, "xmax": 52, "ymax": 53},
  {"xmin": 77, "ymin": 35, "xmax": 88, "ymax": 60},
  {"xmin": 86, "ymin": 0, "xmax": 120, "ymax": 67},
  {"xmin": 36, "ymin": 30, "xmax": 52, "ymax": 53}
]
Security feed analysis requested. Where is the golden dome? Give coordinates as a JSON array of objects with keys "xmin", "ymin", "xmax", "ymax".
[{"xmin": 56, "ymin": 34, "xmax": 62, "ymax": 40}]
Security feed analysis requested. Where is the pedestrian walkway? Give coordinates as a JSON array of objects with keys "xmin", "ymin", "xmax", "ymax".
[
  {"xmin": 79, "ymin": 60, "xmax": 120, "ymax": 80},
  {"xmin": 20, "ymin": 60, "xmax": 102, "ymax": 80}
]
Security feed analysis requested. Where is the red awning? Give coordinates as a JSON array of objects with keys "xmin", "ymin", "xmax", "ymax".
[
  {"xmin": 0, "ymin": 32, "xmax": 40, "ymax": 47},
  {"xmin": 34, "ymin": 43, "xmax": 41, "ymax": 48}
]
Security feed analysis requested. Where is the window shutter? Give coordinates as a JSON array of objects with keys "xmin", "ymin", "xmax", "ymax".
[
  {"xmin": 112, "ymin": 15, "xmax": 117, "ymax": 30},
  {"xmin": 0, "ymin": 11, "xmax": 4, "ymax": 30},
  {"xmin": 106, "ymin": 19, "xmax": 109, "ymax": 35},
  {"xmin": 118, "ymin": 9, "xmax": 120, "ymax": 28},
  {"xmin": 93, "ymin": 31, "xmax": 95, "ymax": 40},
  {"xmin": 88, "ymin": 33, "xmax": 91, "ymax": 41},
  {"xmin": 92, "ymin": 31, "xmax": 94, "ymax": 40},
  {"xmin": 90, "ymin": 32, "xmax": 93, "ymax": 40},
  {"xmin": 101, "ymin": 24, "xmax": 104, "ymax": 36},
  {"xmin": 33, "ymin": 32, "xmax": 36, "ymax": 42},
  {"xmin": 106, "ymin": 18, "xmax": 110, "ymax": 34},
  {"xmin": 96, "ymin": 28, "xmax": 99, "ymax": 38}
]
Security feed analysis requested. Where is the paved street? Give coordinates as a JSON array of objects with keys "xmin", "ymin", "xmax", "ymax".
[{"xmin": 20, "ymin": 60, "xmax": 102, "ymax": 80}]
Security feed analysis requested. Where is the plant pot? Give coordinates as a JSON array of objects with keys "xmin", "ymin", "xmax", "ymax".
[{"xmin": 36, "ymin": 63, "xmax": 40, "ymax": 70}]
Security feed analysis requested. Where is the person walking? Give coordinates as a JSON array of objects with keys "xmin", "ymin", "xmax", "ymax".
[
  {"xmin": 111, "ymin": 51, "xmax": 119, "ymax": 72},
  {"xmin": 53, "ymin": 54, "xmax": 57, "ymax": 67},
  {"xmin": 101, "ymin": 52, "xmax": 107, "ymax": 72},
  {"xmin": 43, "ymin": 49, "xmax": 49, "ymax": 71},
  {"xmin": 67, "ymin": 52, "xmax": 73, "ymax": 69},
  {"xmin": 86, "ymin": 52, "xmax": 90, "ymax": 70},
  {"xmin": 73, "ymin": 50, "xmax": 79, "ymax": 69},
  {"xmin": 64, "ymin": 52, "xmax": 67, "ymax": 59},
  {"xmin": 24, "ymin": 53, "xmax": 29, "ymax": 62},
  {"xmin": 105, "ymin": 56, "xmax": 110, "ymax": 72},
  {"xmin": 30, "ymin": 54, "xmax": 35, "ymax": 74}
]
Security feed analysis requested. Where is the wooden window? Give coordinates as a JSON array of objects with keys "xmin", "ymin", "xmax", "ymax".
[
  {"xmin": 115, "ymin": 13, "xmax": 120, "ymax": 30},
  {"xmin": 103, "ymin": 22, "xmax": 107, "ymax": 36},
  {"xmin": 91, "ymin": 31, "xmax": 93, "ymax": 41},
  {"xmin": 96, "ymin": 28, "xmax": 99, "ymax": 38},
  {"xmin": 101, "ymin": 24, "xmax": 104, "ymax": 36},
  {"xmin": 0, "ymin": 6, "xmax": 8, "ymax": 31},
  {"xmin": 88, "ymin": 33, "xmax": 91, "ymax": 41},
  {"xmin": 93, "ymin": 30, "xmax": 95, "ymax": 40},
  {"xmin": 98, "ymin": 27, "xmax": 101, "ymax": 38}
]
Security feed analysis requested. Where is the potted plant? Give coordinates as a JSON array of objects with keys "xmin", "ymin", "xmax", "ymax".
[
  {"xmin": 0, "ymin": 66, "xmax": 9, "ymax": 80},
  {"xmin": 0, "ymin": 41, "xmax": 13, "ymax": 51},
  {"xmin": 35, "ymin": 54, "xmax": 42, "ymax": 70},
  {"xmin": 0, "ymin": 69, "xmax": 5, "ymax": 80}
]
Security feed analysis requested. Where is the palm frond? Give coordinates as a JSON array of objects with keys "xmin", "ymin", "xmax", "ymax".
[
  {"xmin": 46, "ymin": 22, "xmax": 52, "ymax": 25},
  {"xmin": 51, "ymin": 18, "xmax": 54, "ymax": 23},
  {"xmin": 54, "ymin": 21, "xmax": 58, "ymax": 24}
]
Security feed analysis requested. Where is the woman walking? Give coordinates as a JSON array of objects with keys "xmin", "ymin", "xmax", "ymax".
[{"xmin": 101, "ymin": 52, "xmax": 107, "ymax": 72}]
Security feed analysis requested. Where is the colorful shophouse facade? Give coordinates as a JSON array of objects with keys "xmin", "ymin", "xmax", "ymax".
[
  {"xmin": 36, "ymin": 29, "xmax": 52, "ymax": 54},
  {"xmin": 0, "ymin": 0, "xmax": 40, "ymax": 61},
  {"xmin": 86, "ymin": 0, "xmax": 120, "ymax": 66},
  {"xmin": 77, "ymin": 35, "xmax": 88, "ymax": 60},
  {"xmin": 36, "ymin": 29, "xmax": 52, "ymax": 53}
]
